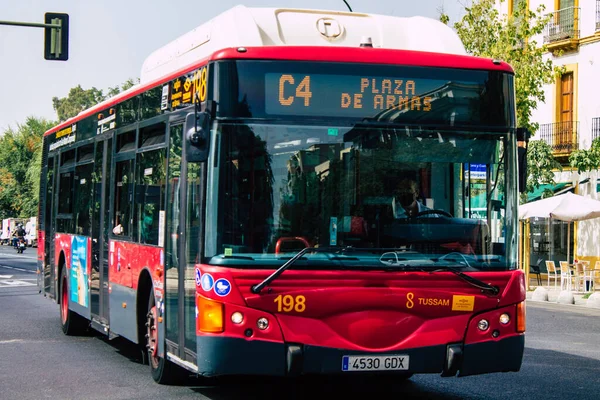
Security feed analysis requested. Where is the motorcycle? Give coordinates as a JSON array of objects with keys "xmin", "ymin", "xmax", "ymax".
[{"xmin": 16, "ymin": 238, "xmax": 26, "ymax": 253}]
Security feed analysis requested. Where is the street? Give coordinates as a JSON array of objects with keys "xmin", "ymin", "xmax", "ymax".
[{"xmin": 0, "ymin": 245, "xmax": 599, "ymax": 400}]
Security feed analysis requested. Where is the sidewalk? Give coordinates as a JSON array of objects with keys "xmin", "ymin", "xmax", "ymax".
[{"xmin": 526, "ymin": 283, "xmax": 600, "ymax": 308}]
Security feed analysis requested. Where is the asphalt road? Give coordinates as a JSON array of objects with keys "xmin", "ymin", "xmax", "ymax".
[{"xmin": 1, "ymin": 245, "xmax": 599, "ymax": 400}]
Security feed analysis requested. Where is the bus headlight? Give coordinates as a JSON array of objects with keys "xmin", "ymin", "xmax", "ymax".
[
  {"xmin": 499, "ymin": 313, "xmax": 510, "ymax": 325},
  {"xmin": 231, "ymin": 312, "xmax": 244, "ymax": 324}
]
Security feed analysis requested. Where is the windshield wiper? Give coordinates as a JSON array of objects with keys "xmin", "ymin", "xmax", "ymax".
[
  {"xmin": 431, "ymin": 265, "xmax": 500, "ymax": 296},
  {"xmin": 251, "ymin": 247, "xmax": 346, "ymax": 294}
]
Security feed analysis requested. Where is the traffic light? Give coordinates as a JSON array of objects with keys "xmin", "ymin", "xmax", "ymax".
[{"xmin": 44, "ymin": 13, "xmax": 69, "ymax": 61}]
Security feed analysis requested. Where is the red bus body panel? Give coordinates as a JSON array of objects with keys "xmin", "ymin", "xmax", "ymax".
[
  {"xmin": 195, "ymin": 265, "xmax": 524, "ymax": 347},
  {"xmin": 108, "ymin": 240, "xmax": 164, "ymax": 293}
]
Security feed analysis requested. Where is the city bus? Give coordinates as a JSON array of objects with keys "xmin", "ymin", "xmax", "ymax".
[{"xmin": 38, "ymin": 5, "xmax": 528, "ymax": 384}]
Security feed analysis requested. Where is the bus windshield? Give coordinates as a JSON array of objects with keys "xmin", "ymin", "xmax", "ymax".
[{"xmin": 205, "ymin": 123, "xmax": 517, "ymax": 270}]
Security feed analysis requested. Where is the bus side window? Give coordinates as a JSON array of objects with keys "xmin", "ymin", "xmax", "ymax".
[
  {"xmin": 113, "ymin": 160, "xmax": 134, "ymax": 237},
  {"xmin": 134, "ymin": 148, "xmax": 166, "ymax": 245}
]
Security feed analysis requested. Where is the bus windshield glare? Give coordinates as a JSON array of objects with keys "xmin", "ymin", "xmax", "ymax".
[
  {"xmin": 205, "ymin": 60, "xmax": 517, "ymax": 269},
  {"xmin": 205, "ymin": 124, "xmax": 516, "ymax": 270}
]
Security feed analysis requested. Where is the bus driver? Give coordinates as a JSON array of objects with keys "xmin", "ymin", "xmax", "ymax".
[{"xmin": 393, "ymin": 178, "xmax": 432, "ymax": 218}]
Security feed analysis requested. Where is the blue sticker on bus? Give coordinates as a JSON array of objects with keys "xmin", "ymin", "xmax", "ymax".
[
  {"xmin": 342, "ymin": 356, "xmax": 349, "ymax": 371},
  {"xmin": 195, "ymin": 269, "xmax": 202, "ymax": 287},
  {"xmin": 201, "ymin": 273, "xmax": 214, "ymax": 291},
  {"xmin": 214, "ymin": 278, "xmax": 231, "ymax": 296}
]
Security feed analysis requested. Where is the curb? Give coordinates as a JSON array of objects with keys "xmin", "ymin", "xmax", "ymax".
[{"xmin": 526, "ymin": 288, "xmax": 600, "ymax": 309}]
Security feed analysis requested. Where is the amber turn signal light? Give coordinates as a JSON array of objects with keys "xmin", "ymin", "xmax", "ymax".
[
  {"xmin": 516, "ymin": 301, "xmax": 526, "ymax": 333},
  {"xmin": 197, "ymin": 295, "xmax": 224, "ymax": 333}
]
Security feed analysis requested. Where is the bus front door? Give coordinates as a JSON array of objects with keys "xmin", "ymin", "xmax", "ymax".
[{"xmin": 165, "ymin": 121, "xmax": 205, "ymax": 367}]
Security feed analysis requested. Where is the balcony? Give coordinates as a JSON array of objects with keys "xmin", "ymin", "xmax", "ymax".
[
  {"xmin": 597, "ymin": 0, "xmax": 600, "ymax": 31},
  {"xmin": 593, "ymin": 117, "xmax": 600, "ymax": 142},
  {"xmin": 543, "ymin": 7, "xmax": 580, "ymax": 51},
  {"xmin": 539, "ymin": 121, "xmax": 579, "ymax": 156}
]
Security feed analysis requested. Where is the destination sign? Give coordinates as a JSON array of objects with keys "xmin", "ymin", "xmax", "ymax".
[
  {"xmin": 49, "ymin": 124, "xmax": 77, "ymax": 151},
  {"xmin": 265, "ymin": 73, "xmax": 442, "ymax": 118},
  {"xmin": 220, "ymin": 60, "xmax": 513, "ymax": 127}
]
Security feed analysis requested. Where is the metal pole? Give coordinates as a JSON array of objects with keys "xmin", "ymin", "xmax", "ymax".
[
  {"xmin": 0, "ymin": 20, "xmax": 58, "ymax": 29},
  {"xmin": 567, "ymin": 222, "xmax": 570, "ymax": 265}
]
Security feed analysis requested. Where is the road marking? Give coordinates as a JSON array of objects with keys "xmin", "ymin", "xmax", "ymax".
[
  {"xmin": 0, "ymin": 265, "xmax": 36, "ymax": 274},
  {"xmin": 0, "ymin": 339, "xmax": 24, "ymax": 344},
  {"xmin": 0, "ymin": 279, "xmax": 36, "ymax": 287},
  {"xmin": 0, "ymin": 247, "xmax": 38, "ymax": 260},
  {"xmin": 0, "ymin": 252, "xmax": 37, "ymax": 260},
  {"xmin": 0, "ymin": 274, "xmax": 13, "ymax": 278}
]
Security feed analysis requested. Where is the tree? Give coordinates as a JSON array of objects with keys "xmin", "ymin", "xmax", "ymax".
[
  {"xmin": 106, "ymin": 78, "xmax": 138, "ymax": 98},
  {"xmin": 0, "ymin": 117, "xmax": 55, "ymax": 219},
  {"xmin": 52, "ymin": 85, "xmax": 105, "ymax": 122},
  {"xmin": 442, "ymin": 0, "xmax": 560, "ymax": 136},
  {"xmin": 441, "ymin": 0, "xmax": 564, "ymax": 203},
  {"xmin": 569, "ymin": 138, "xmax": 600, "ymax": 174},
  {"xmin": 0, "ymin": 78, "xmax": 139, "ymax": 219},
  {"xmin": 523, "ymin": 140, "xmax": 562, "ymax": 202},
  {"xmin": 52, "ymin": 77, "xmax": 139, "ymax": 122}
]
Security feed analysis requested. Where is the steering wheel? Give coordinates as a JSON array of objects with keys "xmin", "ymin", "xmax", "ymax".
[
  {"xmin": 439, "ymin": 252, "xmax": 472, "ymax": 268},
  {"xmin": 415, "ymin": 209, "xmax": 453, "ymax": 218}
]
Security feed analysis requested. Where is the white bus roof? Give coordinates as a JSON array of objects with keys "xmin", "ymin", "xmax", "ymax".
[{"xmin": 140, "ymin": 5, "xmax": 467, "ymax": 84}]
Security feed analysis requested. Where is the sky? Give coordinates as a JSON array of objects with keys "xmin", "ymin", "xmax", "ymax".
[{"xmin": 0, "ymin": 0, "xmax": 467, "ymax": 132}]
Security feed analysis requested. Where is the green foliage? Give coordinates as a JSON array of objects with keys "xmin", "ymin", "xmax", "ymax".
[
  {"xmin": 569, "ymin": 138, "xmax": 600, "ymax": 173},
  {"xmin": 521, "ymin": 140, "xmax": 562, "ymax": 203},
  {"xmin": 0, "ymin": 117, "xmax": 55, "ymax": 219},
  {"xmin": 52, "ymin": 85, "xmax": 105, "ymax": 122},
  {"xmin": 441, "ymin": 0, "xmax": 562, "ymax": 135},
  {"xmin": 51, "ymin": 77, "xmax": 138, "ymax": 122},
  {"xmin": 440, "ymin": 0, "xmax": 565, "ymax": 203},
  {"xmin": 106, "ymin": 78, "xmax": 139, "ymax": 98},
  {"xmin": 0, "ymin": 78, "xmax": 138, "ymax": 219}
]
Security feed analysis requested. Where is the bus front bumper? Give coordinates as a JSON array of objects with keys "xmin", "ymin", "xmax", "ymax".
[{"xmin": 196, "ymin": 334, "xmax": 524, "ymax": 378}]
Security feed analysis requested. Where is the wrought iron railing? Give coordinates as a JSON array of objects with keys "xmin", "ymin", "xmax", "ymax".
[
  {"xmin": 592, "ymin": 117, "xmax": 600, "ymax": 142},
  {"xmin": 543, "ymin": 7, "xmax": 580, "ymax": 43},
  {"xmin": 597, "ymin": 0, "xmax": 600, "ymax": 30},
  {"xmin": 539, "ymin": 121, "xmax": 579, "ymax": 153}
]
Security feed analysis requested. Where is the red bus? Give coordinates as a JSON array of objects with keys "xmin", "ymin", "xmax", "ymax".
[{"xmin": 38, "ymin": 5, "xmax": 527, "ymax": 384}]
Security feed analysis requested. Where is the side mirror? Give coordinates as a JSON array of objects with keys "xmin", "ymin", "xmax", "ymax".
[
  {"xmin": 185, "ymin": 111, "xmax": 210, "ymax": 162},
  {"xmin": 517, "ymin": 127, "xmax": 530, "ymax": 193}
]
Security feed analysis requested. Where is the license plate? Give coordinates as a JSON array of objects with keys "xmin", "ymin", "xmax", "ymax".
[{"xmin": 341, "ymin": 355, "xmax": 409, "ymax": 371}]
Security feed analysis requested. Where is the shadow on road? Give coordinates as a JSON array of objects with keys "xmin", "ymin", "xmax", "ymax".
[
  {"xmin": 83, "ymin": 323, "xmax": 600, "ymax": 400},
  {"xmin": 187, "ymin": 375, "xmax": 464, "ymax": 400},
  {"xmin": 93, "ymin": 333, "xmax": 464, "ymax": 398}
]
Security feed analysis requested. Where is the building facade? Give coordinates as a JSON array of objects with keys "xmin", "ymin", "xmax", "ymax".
[{"xmin": 497, "ymin": 0, "xmax": 600, "ymax": 278}]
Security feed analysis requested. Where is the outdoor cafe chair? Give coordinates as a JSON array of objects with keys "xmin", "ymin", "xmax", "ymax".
[
  {"xmin": 530, "ymin": 258, "xmax": 542, "ymax": 286},
  {"xmin": 559, "ymin": 261, "xmax": 573, "ymax": 291},
  {"xmin": 545, "ymin": 260, "xmax": 559, "ymax": 290},
  {"xmin": 574, "ymin": 262, "xmax": 586, "ymax": 292}
]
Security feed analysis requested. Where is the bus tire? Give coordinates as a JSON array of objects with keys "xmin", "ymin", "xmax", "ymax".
[
  {"xmin": 147, "ymin": 290, "xmax": 180, "ymax": 384},
  {"xmin": 59, "ymin": 267, "xmax": 87, "ymax": 335}
]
